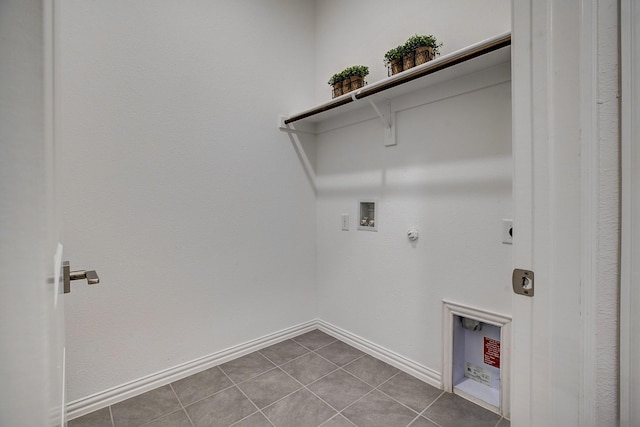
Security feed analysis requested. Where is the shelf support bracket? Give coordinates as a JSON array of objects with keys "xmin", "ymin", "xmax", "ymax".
[
  {"xmin": 366, "ymin": 99, "xmax": 396, "ymax": 146},
  {"xmin": 278, "ymin": 115, "xmax": 315, "ymax": 135}
]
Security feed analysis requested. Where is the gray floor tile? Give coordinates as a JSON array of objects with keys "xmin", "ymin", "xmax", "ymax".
[
  {"xmin": 292, "ymin": 329, "xmax": 337, "ymax": 351},
  {"xmin": 315, "ymin": 341, "xmax": 364, "ymax": 366},
  {"xmin": 259, "ymin": 339, "xmax": 309, "ymax": 365},
  {"xmin": 230, "ymin": 411, "xmax": 272, "ymax": 427},
  {"xmin": 343, "ymin": 354, "xmax": 399, "ymax": 387},
  {"xmin": 68, "ymin": 407, "xmax": 112, "ymax": 427},
  {"xmin": 341, "ymin": 390, "xmax": 418, "ymax": 427},
  {"xmin": 111, "ymin": 385, "xmax": 181, "ymax": 427},
  {"xmin": 263, "ymin": 389, "xmax": 336, "ymax": 427},
  {"xmin": 307, "ymin": 369, "xmax": 372, "ymax": 411},
  {"xmin": 185, "ymin": 386, "xmax": 255, "ymax": 427},
  {"xmin": 378, "ymin": 371, "xmax": 442, "ymax": 413},
  {"xmin": 171, "ymin": 366, "xmax": 232, "ymax": 405},
  {"xmin": 497, "ymin": 417, "xmax": 511, "ymax": 426},
  {"xmin": 281, "ymin": 351, "xmax": 338, "ymax": 385},
  {"xmin": 320, "ymin": 414, "xmax": 356, "ymax": 427},
  {"xmin": 237, "ymin": 368, "xmax": 301, "ymax": 408},
  {"xmin": 408, "ymin": 416, "xmax": 440, "ymax": 427},
  {"xmin": 141, "ymin": 409, "xmax": 192, "ymax": 427},
  {"xmin": 423, "ymin": 393, "xmax": 500, "ymax": 427},
  {"xmin": 219, "ymin": 351, "xmax": 275, "ymax": 383}
]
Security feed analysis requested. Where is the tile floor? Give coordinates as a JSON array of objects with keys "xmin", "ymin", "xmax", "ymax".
[{"xmin": 68, "ymin": 329, "xmax": 510, "ymax": 427}]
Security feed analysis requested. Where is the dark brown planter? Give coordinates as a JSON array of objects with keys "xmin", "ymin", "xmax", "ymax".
[
  {"xmin": 350, "ymin": 76, "xmax": 365, "ymax": 91},
  {"xmin": 332, "ymin": 82, "xmax": 343, "ymax": 98},
  {"xmin": 415, "ymin": 46, "xmax": 435, "ymax": 65},
  {"xmin": 390, "ymin": 58, "xmax": 403, "ymax": 76},
  {"xmin": 402, "ymin": 52, "xmax": 415, "ymax": 71},
  {"xmin": 342, "ymin": 76, "xmax": 352, "ymax": 95}
]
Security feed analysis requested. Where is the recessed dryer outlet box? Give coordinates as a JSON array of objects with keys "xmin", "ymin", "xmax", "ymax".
[{"xmin": 502, "ymin": 219, "xmax": 513, "ymax": 245}]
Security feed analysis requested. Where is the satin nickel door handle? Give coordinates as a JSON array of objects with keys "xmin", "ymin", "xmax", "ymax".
[{"xmin": 62, "ymin": 261, "xmax": 100, "ymax": 294}]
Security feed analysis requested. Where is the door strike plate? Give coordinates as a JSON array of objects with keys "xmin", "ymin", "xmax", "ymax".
[{"xmin": 513, "ymin": 269, "xmax": 534, "ymax": 297}]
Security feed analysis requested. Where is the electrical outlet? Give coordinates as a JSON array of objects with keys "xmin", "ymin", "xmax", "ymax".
[
  {"xmin": 341, "ymin": 214, "xmax": 349, "ymax": 231},
  {"xmin": 502, "ymin": 219, "xmax": 513, "ymax": 244}
]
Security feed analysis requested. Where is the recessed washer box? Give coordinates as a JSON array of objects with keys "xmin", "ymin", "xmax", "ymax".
[{"xmin": 358, "ymin": 200, "xmax": 377, "ymax": 231}]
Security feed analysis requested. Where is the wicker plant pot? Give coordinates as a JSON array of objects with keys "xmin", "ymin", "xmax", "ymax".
[
  {"xmin": 403, "ymin": 51, "xmax": 415, "ymax": 71},
  {"xmin": 350, "ymin": 76, "xmax": 365, "ymax": 91},
  {"xmin": 390, "ymin": 58, "xmax": 403, "ymax": 76},
  {"xmin": 342, "ymin": 76, "xmax": 352, "ymax": 95},
  {"xmin": 415, "ymin": 46, "xmax": 435, "ymax": 65},
  {"xmin": 332, "ymin": 82, "xmax": 343, "ymax": 98}
]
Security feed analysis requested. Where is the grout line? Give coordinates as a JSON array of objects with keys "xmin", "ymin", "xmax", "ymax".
[
  {"xmin": 108, "ymin": 405, "xmax": 115, "ymax": 427},
  {"xmin": 218, "ymin": 364, "xmax": 276, "ymax": 427},
  {"xmin": 419, "ymin": 390, "xmax": 446, "ymax": 415},
  {"xmin": 272, "ymin": 361, "xmax": 359, "ymax": 421},
  {"xmin": 318, "ymin": 413, "xmax": 357, "ymax": 427},
  {"xmin": 291, "ymin": 336, "xmax": 338, "ymax": 352},
  {"xmin": 168, "ymin": 383, "xmax": 195, "ymax": 427}
]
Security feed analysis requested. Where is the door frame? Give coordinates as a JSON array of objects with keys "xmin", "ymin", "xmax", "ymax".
[
  {"xmin": 511, "ymin": 0, "xmax": 607, "ymax": 425},
  {"xmin": 621, "ymin": 0, "xmax": 638, "ymax": 424}
]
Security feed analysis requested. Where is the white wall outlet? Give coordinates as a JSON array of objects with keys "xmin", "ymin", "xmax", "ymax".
[
  {"xmin": 341, "ymin": 214, "xmax": 349, "ymax": 231},
  {"xmin": 502, "ymin": 219, "xmax": 513, "ymax": 244}
]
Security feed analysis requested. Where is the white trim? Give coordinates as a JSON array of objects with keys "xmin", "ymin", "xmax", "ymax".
[
  {"xmin": 510, "ymin": 0, "xmax": 535, "ymax": 422},
  {"xmin": 316, "ymin": 320, "xmax": 442, "ymax": 389},
  {"xmin": 441, "ymin": 300, "xmax": 511, "ymax": 419},
  {"xmin": 621, "ymin": 0, "xmax": 637, "ymax": 424},
  {"xmin": 578, "ymin": 0, "xmax": 599, "ymax": 425},
  {"xmin": 66, "ymin": 320, "xmax": 318, "ymax": 420}
]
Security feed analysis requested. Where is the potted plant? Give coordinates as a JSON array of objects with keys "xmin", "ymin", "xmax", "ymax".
[
  {"xmin": 328, "ymin": 71, "xmax": 345, "ymax": 98},
  {"xmin": 341, "ymin": 69, "xmax": 352, "ymax": 96},
  {"xmin": 404, "ymin": 34, "xmax": 442, "ymax": 67},
  {"xmin": 347, "ymin": 65, "xmax": 369, "ymax": 91},
  {"xmin": 384, "ymin": 45, "xmax": 406, "ymax": 76},
  {"xmin": 328, "ymin": 65, "xmax": 370, "ymax": 98}
]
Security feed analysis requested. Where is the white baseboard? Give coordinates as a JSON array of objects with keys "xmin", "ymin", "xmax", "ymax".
[
  {"xmin": 66, "ymin": 320, "xmax": 318, "ymax": 420},
  {"xmin": 316, "ymin": 320, "xmax": 442, "ymax": 390},
  {"xmin": 67, "ymin": 318, "xmax": 443, "ymax": 420}
]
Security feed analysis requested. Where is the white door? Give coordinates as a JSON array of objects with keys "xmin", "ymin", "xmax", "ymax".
[{"xmin": 0, "ymin": 1, "xmax": 66, "ymax": 425}]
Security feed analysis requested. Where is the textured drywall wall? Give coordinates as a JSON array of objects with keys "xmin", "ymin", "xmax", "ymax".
[
  {"xmin": 313, "ymin": 0, "xmax": 511, "ymax": 103},
  {"xmin": 58, "ymin": 1, "xmax": 317, "ymax": 402}
]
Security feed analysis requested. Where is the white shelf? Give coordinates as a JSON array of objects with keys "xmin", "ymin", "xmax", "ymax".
[{"xmin": 280, "ymin": 32, "xmax": 511, "ymax": 129}]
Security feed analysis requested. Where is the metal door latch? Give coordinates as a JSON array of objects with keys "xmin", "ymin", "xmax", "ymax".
[
  {"xmin": 62, "ymin": 261, "xmax": 100, "ymax": 294},
  {"xmin": 513, "ymin": 268, "xmax": 534, "ymax": 297}
]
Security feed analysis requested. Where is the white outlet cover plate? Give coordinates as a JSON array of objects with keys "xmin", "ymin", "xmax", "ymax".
[
  {"xmin": 341, "ymin": 214, "xmax": 349, "ymax": 231},
  {"xmin": 502, "ymin": 219, "xmax": 513, "ymax": 244}
]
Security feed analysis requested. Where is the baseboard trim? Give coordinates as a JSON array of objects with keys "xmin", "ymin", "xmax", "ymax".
[
  {"xmin": 66, "ymin": 320, "xmax": 318, "ymax": 420},
  {"xmin": 316, "ymin": 320, "xmax": 442, "ymax": 389},
  {"xmin": 67, "ymin": 318, "xmax": 443, "ymax": 420}
]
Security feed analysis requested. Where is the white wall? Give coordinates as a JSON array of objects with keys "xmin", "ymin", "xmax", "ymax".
[
  {"xmin": 314, "ymin": 0, "xmax": 511, "ymax": 102},
  {"xmin": 58, "ymin": 1, "xmax": 317, "ymax": 402},
  {"xmin": 314, "ymin": 0, "xmax": 512, "ymax": 378},
  {"xmin": 316, "ymin": 76, "xmax": 512, "ymax": 379}
]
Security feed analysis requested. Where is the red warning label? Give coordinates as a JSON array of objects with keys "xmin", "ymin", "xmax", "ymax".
[{"xmin": 484, "ymin": 337, "xmax": 500, "ymax": 368}]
